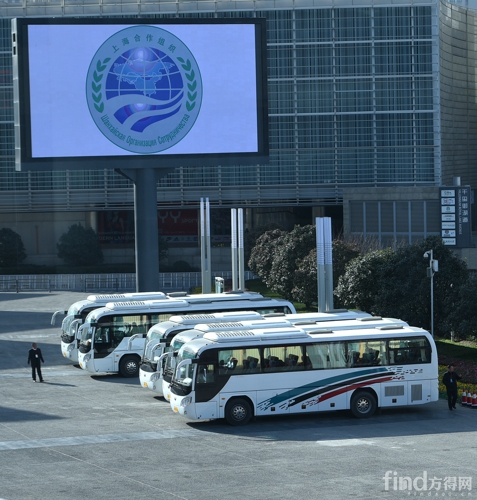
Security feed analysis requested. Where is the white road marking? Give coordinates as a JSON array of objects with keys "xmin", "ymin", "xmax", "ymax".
[
  {"xmin": 0, "ymin": 370, "xmax": 89, "ymax": 378},
  {"xmin": 0, "ymin": 429, "xmax": 204, "ymax": 451},
  {"xmin": 317, "ymin": 438, "xmax": 376, "ymax": 446}
]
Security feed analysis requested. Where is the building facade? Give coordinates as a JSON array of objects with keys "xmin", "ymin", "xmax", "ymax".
[{"xmin": 0, "ymin": 0, "xmax": 474, "ymax": 265}]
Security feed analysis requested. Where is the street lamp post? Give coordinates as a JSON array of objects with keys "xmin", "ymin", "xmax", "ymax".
[{"xmin": 424, "ymin": 250, "xmax": 438, "ymax": 338}]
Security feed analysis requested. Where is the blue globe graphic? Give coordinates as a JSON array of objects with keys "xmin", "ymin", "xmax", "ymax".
[{"xmin": 105, "ymin": 47, "xmax": 184, "ymax": 133}]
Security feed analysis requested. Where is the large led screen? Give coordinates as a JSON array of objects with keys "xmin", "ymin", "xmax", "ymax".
[{"xmin": 12, "ymin": 18, "xmax": 268, "ymax": 171}]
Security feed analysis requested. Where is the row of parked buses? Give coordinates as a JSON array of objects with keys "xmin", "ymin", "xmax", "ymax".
[
  {"xmin": 54, "ymin": 291, "xmax": 439, "ymax": 425},
  {"xmin": 53, "ymin": 290, "xmax": 295, "ymax": 376}
]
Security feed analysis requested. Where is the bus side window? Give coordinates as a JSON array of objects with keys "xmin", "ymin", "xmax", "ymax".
[
  {"xmin": 112, "ymin": 328, "xmax": 125, "ymax": 348},
  {"xmin": 420, "ymin": 348, "xmax": 430, "ymax": 363},
  {"xmin": 265, "ymin": 348, "xmax": 287, "ymax": 372},
  {"xmin": 197, "ymin": 364, "xmax": 214, "ymax": 384},
  {"xmin": 306, "ymin": 344, "xmax": 327, "ymax": 369},
  {"xmin": 130, "ymin": 322, "xmax": 141, "ymax": 336},
  {"xmin": 248, "ymin": 356, "xmax": 259, "ymax": 372}
]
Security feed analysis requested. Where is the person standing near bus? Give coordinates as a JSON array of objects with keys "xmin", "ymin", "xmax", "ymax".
[
  {"xmin": 442, "ymin": 364, "xmax": 461, "ymax": 410},
  {"xmin": 28, "ymin": 343, "xmax": 44, "ymax": 382}
]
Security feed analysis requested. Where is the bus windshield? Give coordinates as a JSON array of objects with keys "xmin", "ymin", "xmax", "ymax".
[
  {"xmin": 61, "ymin": 303, "xmax": 82, "ymax": 333},
  {"xmin": 62, "ymin": 315, "xmax": 75, "ymax": 335},
  {"xmin": 144, "ymin": 338, "xmax": 165, "ymax": 362},
  {"xmin": 162, "ymin": 338, "xmax": 185, "ymax": 373},
  {"xmin": 163, "ymin": 350, "xmax": 175, "ymax": 373},
  {"xmin": 170, "ymin": 337, "xmax": 186, "ymax": 351},
  {"xmin": 80, "ymin": 324, "xmax": 94, "ymax": 344},
  {"xmin": 174, "ymin": 348, "xmax": 197, "ymax": 386},
  {"xmin": 146, "ymin": 329, "xmax": 163, "ymax": 343}
]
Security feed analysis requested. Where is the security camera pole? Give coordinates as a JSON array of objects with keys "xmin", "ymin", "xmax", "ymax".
[{"xmin": 424, "ymin": 250, "xmax": 438, "ymax": 337}]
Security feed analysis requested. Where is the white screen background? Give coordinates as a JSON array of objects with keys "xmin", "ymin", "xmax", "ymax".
[{"xmin": 27, "ymin": 23, "xmax": 259, "ymax": 158}]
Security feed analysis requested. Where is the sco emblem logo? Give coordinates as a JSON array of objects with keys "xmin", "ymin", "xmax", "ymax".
[{"xmin": 86, "ymin": 26, "xmax": 202, "ymax": 154}]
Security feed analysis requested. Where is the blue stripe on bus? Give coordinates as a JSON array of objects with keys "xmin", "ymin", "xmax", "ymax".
[
  {"xmin": 256, "ymin": 367, "xmax": 389, "ymax": 411},
  {"xmin": 284, "ymin": 371, "xmax": 394, "ymax": 409}
]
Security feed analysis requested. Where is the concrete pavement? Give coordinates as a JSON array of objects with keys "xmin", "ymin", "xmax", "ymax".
[{"xmin": 0, "ymin": 291, "xmax": 476, "ymax": 500}]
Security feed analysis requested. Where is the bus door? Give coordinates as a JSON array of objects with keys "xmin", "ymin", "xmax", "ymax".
[
  {"xmin": 193, "ymin": 350, "xmax": 220, "ymax": 419},
  {"xmin": 93, "ymin": 325, "xmax": 114, "ymax": 358}
]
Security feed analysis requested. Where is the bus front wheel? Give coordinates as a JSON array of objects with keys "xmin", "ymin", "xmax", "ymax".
[
  {"xmin": 350, "ymin": 391, "xmax": 377, "ymax": 418},
  {"xmin": 225, "ymin": 398, "xmax": 252, "ymax": 426},
  {"xmin": 119, "ymin": 355, "xmax": 140, "ymax": 377}
]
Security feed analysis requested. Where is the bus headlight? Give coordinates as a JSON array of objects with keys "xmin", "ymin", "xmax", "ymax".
[
  {"xmin": 67, "ymin": 344, "xmax": 75, "ymax": 352},
  {"xmin": 83, "ymin": 353, "xmax": 91, "ymax": 362},
  {"xmin": 180, "ymin": 396, "xmax": 192, "ymax": 408},
  {"xmin": 150, "ymin": 373, "xmax": 160, "ymax": 382}
]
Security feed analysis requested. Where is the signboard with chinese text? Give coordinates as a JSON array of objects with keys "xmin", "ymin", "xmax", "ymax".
[{"xmin": 440, "ymin": 187, "xmax": 472, "ymax": 247}]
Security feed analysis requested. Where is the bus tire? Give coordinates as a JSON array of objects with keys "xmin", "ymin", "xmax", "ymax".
[
  {"xmin": 119, "ymin": 355, "xmax": 140, "ymax": 378},
  {"xmin": 225, "ymin": 398, "xmax": 253, "ymax": 426},
  {"xmin": 350, "ymin": 390, "xmax": 377, "ymax": 418}
]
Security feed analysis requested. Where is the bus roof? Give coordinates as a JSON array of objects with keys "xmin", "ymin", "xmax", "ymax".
[
  {"xmin": 168, "ymin": 311, "xmax": 265, "ymax": 324},
  {"xmin": 65, "ymin": 290, "xmax": 264, "ymax": 315},
  {"xmin": 173, "ymin": 321, "xmax": 299, "ymax": 344},
  {"xmin": 69, "ymin": 292, "xmax": 168, "ymax": 310},
  {"xmin": 203, "ymin": 327, "xmax": 310, "ymax": 341},
  {"xmin": 87, "ymin": 297, "xmax": 295, "ymax": 319},
  {"xmin": 185, "ymin": 316, "xmax": 406, "ymax": 336},
  {"xmin": 169, "ymin": 316, "xmax": 409, "ymax": 346},
  {"xmin": 148, "ymin": 313, "xmax": 400, "ymax": 341},
  {"xmin": 86, "ymin": 292, "xmax": 167, "ymax": 302},
  {"xmin": 179, "ymin": 324, "xmax": 432, "ymax": 353},
  {"xmin": 263, "ymin": 310, "xmax": 371, "ymax": 323},
  {"xmin": 167, "ymin": 290, "xmax": 263, "ymax": 300},
  {"xmin": 148, "ymin": 311, "xmax": 267, "ymax": 335}
]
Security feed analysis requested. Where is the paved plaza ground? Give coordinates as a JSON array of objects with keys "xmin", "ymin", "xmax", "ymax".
[{"xmin": 0, "ymin": 291, "xmax": 476, "ymax": 500}]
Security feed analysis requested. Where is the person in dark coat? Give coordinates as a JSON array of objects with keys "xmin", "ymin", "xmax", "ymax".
[
  {"xmin": 442, "ymin": 364, "xmax": 461, "ymax": 410},
  {"xmin": 27, "ymin": 343, "xmax": 44, "ymax": 382}
]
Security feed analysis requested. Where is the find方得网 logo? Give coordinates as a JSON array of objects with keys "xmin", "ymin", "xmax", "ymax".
[{"xmin": 86, "ymin": 25, "xmax": 202, "ymax": 154}]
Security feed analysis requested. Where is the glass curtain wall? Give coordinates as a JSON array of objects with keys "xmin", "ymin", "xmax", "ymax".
[{"xmin": 0, "ymin": 3, "xmax": 438, "ymax": 212}]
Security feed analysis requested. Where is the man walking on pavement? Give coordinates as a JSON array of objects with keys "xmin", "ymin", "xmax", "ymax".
[{"xmin": 27, "ymin": 342, "xmax": 44, "ymax": 382}]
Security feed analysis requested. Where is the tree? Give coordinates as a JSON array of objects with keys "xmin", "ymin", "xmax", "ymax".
[
  {"xmin": 267, "ymin": 225, "xmax": 316, "ymax": 300},
  {"xmin": 249, "ymin": 226, "xmax": 362, "ymax": 306},
  {"xmin": 330, "ymin": 239, "xmax": 361, "ymax": 291},
  {"xmin": 335, "ymin": 236, "xmax": 470, "ymax": 337},
  {"xmin": 57, "ymin": 224, "xmax": 104, "ymax": 266},
  {"xmin": 248, "ymin": 228, "xmax": 287, "ymax": 285},
  {"xmin": 291, "ymin": 249, "xmax": 317, "ymax": 308},
  {"xmin": 292, "ymin": 239, "xmax": 361, "ymax": 308},
  {"xmin": 335, "ymin": 247, "xmax": 396, "ymax": 315},
  {"xmin": 0, "ymin": 228, "xmax": 27, "ymax": 267},
  {"xmin": 244, "ymin": 222, "xmax": 284, "ymax": 270},
  {"xmin": 445, "ymin": 274, "xmax": 477, "ymax": 339}
]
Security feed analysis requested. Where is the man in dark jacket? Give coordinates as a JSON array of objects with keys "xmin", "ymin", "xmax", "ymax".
[
  {"xmin": 442, "ymin": 364, "xmax": 461, "ymax": 410},
  {"xmin": 27, "ymin": 343, "xmax": 44, "ymax": 382}
]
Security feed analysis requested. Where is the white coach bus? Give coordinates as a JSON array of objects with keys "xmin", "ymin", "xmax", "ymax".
[
  {"xmin": 140, "ymin": 309, "xmax": 372, "ymax": 394},
  {"xmin": 160, "ymin": 315, "xmax": 408, "ymax": 401},
  {"xmin": 141, "ymin": 311, "xmax": 267, "ymax": 390},
  {"xmin": 169, "ymin": 324, "xmax": 438, "ymax": 425},
  {"xmin": 53, "ymin": 292, "xmax": 168, "ymax": 362},
  {"xmin": 77, "ymin": 295, "xmax": 295, "ymax": 377}
]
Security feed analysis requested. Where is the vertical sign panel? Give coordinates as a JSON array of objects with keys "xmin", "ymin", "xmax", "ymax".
[{"xmin": 440, "ymin": 187, "xmax": 472, "ymax": 247}]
